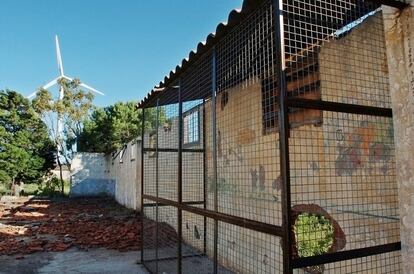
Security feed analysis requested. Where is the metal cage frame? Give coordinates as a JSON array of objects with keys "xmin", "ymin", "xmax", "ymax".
[{"xmin": 138, "ymin": 0, "xmax": 408, "ymax": 273}]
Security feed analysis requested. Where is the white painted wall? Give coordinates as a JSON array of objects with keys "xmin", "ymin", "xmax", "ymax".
[
  {"xmin": 110, "ymin": 140, "xmax": 142, "ymax": 211},
  {"xmin": 70, "ymin": 140, "xmax": 142, "ymax": 211},
  {"xmin": 70, "ymin": 153, "xmax": 115, "ymax": 197}
]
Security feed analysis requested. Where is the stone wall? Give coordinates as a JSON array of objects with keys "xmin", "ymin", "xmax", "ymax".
[{"xmin": 383, "ymin": 2, "xmax": 414, "ymax": 273}]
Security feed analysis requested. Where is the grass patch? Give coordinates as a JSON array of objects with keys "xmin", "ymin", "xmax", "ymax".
[
  {"xmin": 294, "ymin": 213, "xmax": 334, "ymax": 258},
  {"xmin": 36, "ymin": 178, "xmax": 70, "ymax": 197},
  {"xmin": 1, "ymin": 179, "xmax": 71, "ymax": 198},
  {"xmin": 0, "ymin": 184, "xmax": 12, "ymax": 196},
  {"xmin": 22, "ymin": 183, "xmax": 39, "ymax": 195}
]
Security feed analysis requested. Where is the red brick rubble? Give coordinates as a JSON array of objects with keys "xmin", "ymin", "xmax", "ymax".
[{"xmin": 0, "ymin": 197, "xmax": 142, "ymax": 256}]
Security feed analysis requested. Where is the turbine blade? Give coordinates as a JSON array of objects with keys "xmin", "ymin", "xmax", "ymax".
[
  {"xmin": 62, "ymin": 75, "xmax": 104, "ymax": 96},
  {"xmin": 79, "ymin": 82, "xmax": 104, "ymax": 96},
  {"xmin": 27, "ymin": 92, "xmax": 37, "ymax": 99},
  {"xmin": 62, "ymin": 75, "xmax": 72, "ymax": 81},
  {"xmin": 42, "ymin": 77, "xmax": 59, "ymax": 90},
  {"xmin": 55, "ymin": 35, "xmax": 64, "ymax": 76}
]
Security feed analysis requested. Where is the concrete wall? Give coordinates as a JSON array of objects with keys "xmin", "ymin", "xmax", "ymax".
[
  {"xmin": 110, "ymin": 140, "xmax": 142, "ymax": 211},
  {"xmin": 383, "ymin": 3, "xmax": 414, "ymax": 273},
  {"xmin": 51, "ymin": 168, "xmax": 71, "ymax": 182},
  {"xmin": 70, "ymin": 140, "xmax": 141, "ymax": 211},
  {"xmin": 70, "ymin": 153, "xmax": 115, "ymax": 197}
]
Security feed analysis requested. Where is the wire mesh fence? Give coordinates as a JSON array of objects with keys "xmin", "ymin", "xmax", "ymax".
[{"xmin": 139, "ymin": 0, "xmax": 405, "ymax": 273}]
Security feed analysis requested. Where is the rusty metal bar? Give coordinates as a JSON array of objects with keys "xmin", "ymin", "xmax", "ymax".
[
  {"xmin": 142, "ymin": 194, "xmax": 284, "ymax": 237},
  {"xmin": 143, "ymin": 148, "xmax": 204, "ymax": 153},
  {"xmin": 287, "ymin": 98, "xmax": 393, "ymax": 117},
  {"xmin": 140, "ymin": 108, "xmax": 145, "ymax": 265},
  {"xmin": 155, "ymin": 98, "xmax": 160, "ymax": 274},
  {"xmin": 273, "ymin": 0, "xmax": 293, "ymax": 273},
  {"xmin": 143, "ymin": 201, "xmax": 205, "ymax": 207},
  {"xmin": 177, "ymin": 80, "xmax": 183, "ymax": 274},
  {"xmin": 202, "ymin": 99, "xmax": 207, "ymax": 254},
  {"xmin": 292, "ymin": 242, "xmax": 402, "ymax": 268},
  {"xmin": 141, "ymin": 253, "xmax": 206, "ymax": 264},
  {"xmin": 211, "ymin": 48, "xmax": 219, "ymax": 274},
  {"xmin": 372, "ymin": 0, "xmax": 409, "ymax": 9}
]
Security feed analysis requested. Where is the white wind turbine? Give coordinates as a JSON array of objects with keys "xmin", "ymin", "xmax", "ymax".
[
  {"xmin": 28, "ymin": 35, "xmax": 104, "ymax": 99},
  {"xmin": 28, "ymin": 35, "xmax": 104, "ymax": 161}
]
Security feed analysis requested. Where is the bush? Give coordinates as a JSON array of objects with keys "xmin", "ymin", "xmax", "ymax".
[
  {"xmin": 0, "ymin": 183, "xmax": 12, "ymax": 196},
  {"xmin": 294, "ymin": 213, "xmax": 334, "ymax": 258},
  {"xmin": 21, "ymin": 183, "xmax": 39, "ymax": 196},
  {"xmin": 36, "ymin": 177, "xmax": 67, "ymax": 197}
]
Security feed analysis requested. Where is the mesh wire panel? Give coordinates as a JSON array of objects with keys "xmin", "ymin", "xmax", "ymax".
[
  {"xmin": 143, "ymin": 206, "xmax": 179, "ymax": 273},
  {"xmin": 289, "ymin": 112, "xmax": 399, "ymax": 253},
  {"xmin": 142, "ymin": 202, "xmax": 179, "ymax": 273},
  {"xmin": 292, "ymin": 250, "xmax": 402, "ymax": 274},
  {"xmin": 207, "ymin": 0, "xmax": 283, "ymax": 226},
  {"xmin": 284, "ymin": 1, "xmax": 391, "ymax": 108},
  {"xmin": 283, "ymin": 0, "xmax": 401, "ymax": 272},
  {"xmin": 143, "ymin": 202, "xmax": 157, "ymax": 271},
  {"xmin": 181, "ymin": 213, "xmax": 216, "ymax": 274},
  {"xmin": 141, "ymin": 0, "xmax": 403, "ymax": 273},
  {"xmin": 182, "ymin": 101, "xmax": 205, "ymax": 204},
  {"xmin": 217, "ymin": 221, "xmax": 283, "ymax": 273}
]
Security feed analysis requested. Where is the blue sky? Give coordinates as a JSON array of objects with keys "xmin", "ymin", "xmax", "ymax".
[{"xmin": 0, "ymin": 0, "xmax": 242, "ymax": 107}]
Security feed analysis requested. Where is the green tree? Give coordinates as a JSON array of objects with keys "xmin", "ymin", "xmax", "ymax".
[
  {"xmin": 32, "ymin": 78, "xmax": 94, "ymax": 194},
  {"xmin": 0, "ymin": 90, "xmax": 55, "ymax": 194},
  {"xmin": 78, "ymin": 102, "xmax": 161, "ymax": 153}
]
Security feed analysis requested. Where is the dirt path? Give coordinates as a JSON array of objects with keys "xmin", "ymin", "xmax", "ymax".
[{"xmin": 0, "ymin": 247, "xmax": 148, "ymax": 274}]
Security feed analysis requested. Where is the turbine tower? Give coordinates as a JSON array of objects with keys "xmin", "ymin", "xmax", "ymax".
[{"xmin": 28, "ymin": 35, "xmax": 104, "ymax": 161}]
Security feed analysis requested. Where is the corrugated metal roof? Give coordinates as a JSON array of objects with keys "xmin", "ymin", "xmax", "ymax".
[
  {"xmin": 137, "ymin": 0, "xmax": 265, "ymax": 109},
  {"xmin": 136, "ymin": 0, "xmax": 406, "ymax": 109}
]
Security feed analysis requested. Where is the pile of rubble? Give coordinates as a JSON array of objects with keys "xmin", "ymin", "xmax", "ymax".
[{"xmin": 0, "ymin": 196, "xmax": 142, "ymax": 256}]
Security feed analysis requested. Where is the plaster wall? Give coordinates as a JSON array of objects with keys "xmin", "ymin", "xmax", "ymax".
[
  {"xmin": 70, "ymin": 153, "xmax": 115, "ymax": 197},
  {"xmin": 383, "ymin": 2, "xmax": 414, "ymax": 272},
  {"xmin": 110, "ymin": 140, "xmax": 142, "ymax": 211},
  {"xmin": 70, "ymin": 141, "xmax": 141, "ymax": 211}
]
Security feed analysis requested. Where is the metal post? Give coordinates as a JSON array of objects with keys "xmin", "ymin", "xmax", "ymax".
[
  {"xmin": 140, "ymin": 108, "xmax": 145, "ymax": 265},
  {"xmin": 272, "ymin": 0, "xmax": 293, "ymax": 273},
  {"xmin": 211, "ymin": 49, "xmax": 218, "ymax": 274},
  {"xmin": 155, "ymin": 99, "xmax": 160, "ymax": 274},
  {"xmin": 202, "ymin": 99, "xmax": 207, "ymax": 254},
  {"xmin": 177, "ymin": 81, "xmax": 183, "ymax": 274}
]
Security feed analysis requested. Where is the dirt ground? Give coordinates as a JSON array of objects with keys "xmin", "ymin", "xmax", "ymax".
[
  {"xmin": 0, "ymin": 247, "xmax": 147, "ymax": 274},
  {"xmin": 0, "ymin": 196, "xmax": 148, "ymax": 273}
]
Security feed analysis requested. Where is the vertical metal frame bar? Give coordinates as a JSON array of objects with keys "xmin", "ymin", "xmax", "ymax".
[
  {"xmin": 140, "ymin": 108, "xmax": 145, "ymax": 265},
  {"xmin": 202, "ymin": 99, "xmax": 207, "ymax": 255},
  {"xmin": 211, "ymin": 48, "xmax": 219, "ymax": 274},
  {"xmin": 155, "ymin": 98, "xmax": 160, "ymax": 274},
  {"xmin": 272, "ymin": 0, "xmax": 293, "ymax": 273},
  {"xmin": 177, "ymin": 81, "xmax": 183, "ymax": 274}
]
